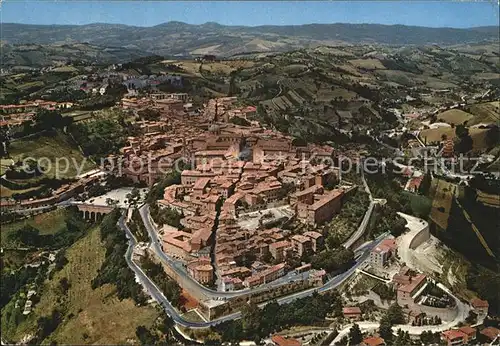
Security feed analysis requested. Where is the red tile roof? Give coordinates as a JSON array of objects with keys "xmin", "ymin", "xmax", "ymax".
[
  {"xmin": 480, "ymin": 327, "xmax": 500, "ymax": 341},
  {"xmin": 362, "ymin": 336, "xmax": 385, "ymax": 346},
  {"xmin": 270, "ymin": 240, "xmax": 290, "ymax": 249},
  {"xmin": 398, "ymin": 274, "xmax": 426, "ymax": 294},
  {"xmin": 458, "ymin": 326, "xmax": 476, "ymax": 336},
  {"xmin": 442, "ymin": 330, "xmax": 466, "ymax": 341},
  {"xmin": 471, "ymin": 298, "xmax": 489, "ymax": 308},
  {"xmin": 343, "ymin": 306, "xmax": 362, "ymax": 315},
  {"xmin": 271, "ymin": 335, "xmax": 301, "ymax": 346}
]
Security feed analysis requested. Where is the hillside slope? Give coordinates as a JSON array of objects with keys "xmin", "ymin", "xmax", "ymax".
[{"xmin": 1, "ymin": 22, "xmax": 498, "ymax": 57}]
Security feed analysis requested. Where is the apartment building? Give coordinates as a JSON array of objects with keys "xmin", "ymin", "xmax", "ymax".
[
  {"xmin": 269, "ymin": 240, "xmax": 291, "ymax": 261},
  {"xmin": 303, "ymin": 231, "xmax": 324, "ymax": 252},
  {"xmin": 369, "ymin": 239, "xmax": 397, "ymax": 268},
  {"xmin": 291, "ymin": 235, "xmax": 312, "ymax": 257}
]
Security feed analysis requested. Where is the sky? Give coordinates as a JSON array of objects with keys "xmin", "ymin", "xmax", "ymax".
[{"xmin": 1, "ymin": 1, "xmax": 498, "ymax": 29}]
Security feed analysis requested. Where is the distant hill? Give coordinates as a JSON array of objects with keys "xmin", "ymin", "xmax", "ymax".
[
  {"xmin": 1, "ymin": 22, "xmax": 498, "ymax": 57},
  {"xmin": 0, "ymin": 42, "xmax": 153, "ymax": 68}
]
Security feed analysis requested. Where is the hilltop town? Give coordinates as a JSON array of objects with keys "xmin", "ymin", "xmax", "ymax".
[{"xmin": 1, "ymin": 19, "xmax": 499, "ymax": 346}]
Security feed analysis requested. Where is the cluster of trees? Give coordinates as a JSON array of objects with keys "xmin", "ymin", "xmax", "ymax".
[
  {"xmin": 78, "ymin": 94, "xmax": 118, "ymax": 110},
  {"xmin": 3, "ymin": 158, "xmax": 43, "ymax": 180},
  {"xmin": 119, "ymin": 55, "xmax": 164, "ymax": 74},
  {"xmin": 77, "ymin": 175, "xmax": 137, "ymax": 202},
  {"xmin": 140, "ymin": 254, "xmax": 183, "ymax": 309},
  {"xmin": 325, "ymin": 189, "xmax": 370, "ymax": 247},
  {"xmin": 466, "ymin": 265, "xmax": 500, "ymax": 316},
  {"xmin": 3, "ymin": 175, "xmax": 73, "ymax": 201},
  {"xmin": 276, "ymin": 182, "xmax": 296, "ymax": 201},
  {"xmin": 412, "ymin": 315, "xmax": 442, "ymax": 326},
  {"xmin": 135, "ymin": 313, "xmax": 177, "ymax": 346},
  {"xmin": 371, "ymin": 203, "xmax": 408, "ymax": 238},
  {"xmin": 127, "ymin": 208, "xmax": 149, "ymax": 242},
  {"xmin": 366, "ymin": 168, "xmax": 431, "ymax": 222},
  {"xmin": 1, "ymin": 174, "xmax": 71, "ymax": 191},
  {"xmin": 372, "ymin": 283, "xmax": 396, "ymax": 301},
  {"xmin": 422, "ymin": 282, "xmax": 447, "ymax": 299},
  {"xmin": 91, "ymin": 209, "xmax": 147, "ymax": 304},
  {"xmin": 150, "ymin": 204, "xmax": 183, "ymax": 229},
  {"xmin": 378, "ymin": 303, "xmax": 405, "ymax": 344},
  {"xmin": 43, "ymin": 88, "xmax": 87, "ymax": 103},
  {"xmin": 11, "ymin": 185, "xmax": 51, "ymax": 201},
  {"xmin": 69, "ymin": 118, "xmax": 133, "ymax": 159},
  {"xmin": 145, "ymin": 170, "xmax": 182, "ymax": 203},
  {"xmin": 213, "ymin": 291, "xmax": 342, "ymax": 343},
  {"xmin": 311, "ymin": 247, "xmax": 354, "ymax": 274},
  {"xmin": 157, "ymin": 78, "xmax": 191, "ymax": 94},
  {"xmin": 137, "ymin": 108, "xmax": 161, "ymax": 121},
  {"xmin": 7, "ymin": 210, "xmax": 89, "ymax": 249},
  {"xmin": 419, "ymin": 330, "xmax": 444, "ymax": 345},
  {"xmin": 32, "ymin": 308, "xmax": 64, "ymax": 345},
  {"xmin": 78, "ymin": 80, "xmax": 127, "ymax": 111},
  {"xmin": 14, "ymin": 110, "xmax": 73, "ymax": 137},
  {"xmin": 392, "ymin": 329, "xmax": 412, "ymax": 346},
  {"xmin": 0, "ymin": 208, "xmax": 22, "ymax": 224},
  {"xmin": 228, "ymin": 116, "xmax": 251, "ymax": 127},
  {"xmin": 453, "ymin": 124, "xmax": 473, "ymax": 154},
  {"xmin": 1, "ymin": 259, "xmax": 49, "ymax": 338},
  {"xmin": 347, "ymin": 323, "xmax": 362, "ymax": 345},
  {"xmin": 0, "ymin": 266, "xmax": 39, "ymax": 309},
  {"xmin": 34, "ymin": 109, "xmax": 73, "ymax": 132},
  {"xmin": 320, "ymin": 330, "xmax": 339, "ymax": 346}
]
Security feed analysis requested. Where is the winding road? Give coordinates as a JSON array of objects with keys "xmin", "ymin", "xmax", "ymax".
[{"xmin": 342, "ymin": 171, "xmax": 376, "ymax": 250}]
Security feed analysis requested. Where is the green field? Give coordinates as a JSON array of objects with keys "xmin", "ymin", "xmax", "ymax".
[
  {"xmin": 436, "ymin": 109, "xmax": 474, "ymax": 126},
  {"xmin": 7, "ymin": 132, "xmax": 95, "ymax": 178},
  {"xmin": 419, "ymin": 126, "xmax": 490, "ymax": 150},
  {"xmin": 0, "ymin": 185, "xmax": 43, "ymax": 199},
  {"xmin": 180, "ymin": 310, "xmax": 205, "ymax": 323},
  {"xmin": 0, "ymin": 159, "xmax": 15, "ymax": 176},
  {"xmin": 17, "ymin": 81, "xmax": 45, "ymax": 91},
  {"xmin": 466, "ymin": 101, "xmax": 500, "ymax": 126},
  {"xmin": 51, "ymin": 66, "xmax": 78, "ymax": 73},
  {"xmin": 349, "ymin": 58, "xmax": 386, "ymax": 70},
  {"xmin": 2, "ymin": 227, "xmax": 159, "ymax": 344}
]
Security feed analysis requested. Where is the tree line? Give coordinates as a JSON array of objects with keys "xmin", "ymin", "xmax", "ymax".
[{"xmin": 212, "ymin": 291, "xmax": 342, "ymax": 344}]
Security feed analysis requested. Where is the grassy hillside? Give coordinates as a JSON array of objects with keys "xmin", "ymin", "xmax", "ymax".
[
  {"xmin": 2, "ymin": 227, "xmax": 159, "ymax": 344},
  {"xmin": 419, "ymin": 127, "xmax": 491, "ymax": 150},
  {"xmin": 2, "ymin": 22, "xmax": 498, "ymax": 57},
  {"xmin": 1, "ymin": 43, "xmax": 151, "ymax": 68},
  {"xmin": 436, "ymin": 109, "xmax": 474, "ymax": 126},
  {"xmin": 466, "ymin": 101, "xmax": 500, "ymax": 125},
  {"xmin": 1, "ymin": 209, "xmax": 68, "ymax": 247},
  {"xmin": 7, "ymin": 132, "xmax": 95, "ymax": 178}
]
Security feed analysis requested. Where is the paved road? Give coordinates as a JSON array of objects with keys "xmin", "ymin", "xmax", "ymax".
[
  {"xmin": 342, "ymin": 172, "xmax": 376, "ymax": 250},
  {"xmin": 271, "ymin": 79, "xmax": 283, "ymax": 109}
]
